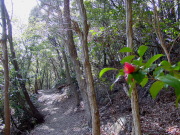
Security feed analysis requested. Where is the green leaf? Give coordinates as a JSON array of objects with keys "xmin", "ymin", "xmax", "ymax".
[
  {"xmin": 119, "ymin": 47, "xmax": 133, "ymax": 52},
  {"xmin": 132, "ymin": 57, "xmax": 143, "ymax": 66},
  {"xmin": 153, "ymin": 67, "xmax": 164, "ymax": 76},
  {"xmin": 140, "ymin": 77, "xmax": 148, "ymax": 87},
  {"xmin": 100, "ymin": 27, "xmax": 105, "ymax": 31},
  {"xmin": 92, "ymin": 32, "xmax": 98, "ymax": 36},
  {"xmin": 145, "ymin": 54, "xmax": 164, "ymax": 68},
  {"xmin": 138, "ymin": 45, "xmax": 148, "ymax": 57},
  {"xmin": 175, "ymin": 95, "xmax": 180, "ymax": 107},
  {"xmin": 121, "ymin": 55, "xmax": 135, "ymax": 64},
  {"xmin": 173, "ymin": 71, "xmax": 180, "ymax": 79},
  {"xmin": 99, "ymin": 68, "xmax": 117, "ymax": 78},
  {"xmin": 160, "ymin": 60, "xmax": 171, "ymax": 67},
  {"xmin": 160, "ymin": 60, "xmax": 171, "ymax": 71},
  {"xmin": 150, "ymin": 81, "xmax": 165, "ymax": 99},
  {"xmin": 126, "ymin": 74, "xmax": 134, "ymax": 83},
  {"xmin": 178, "ymin": 62, "xmax": 180, "ymax": 67},
  {"xmin": 132, "ymin": 71, "xmax": 145, "ymax": 84},
  {"xmin": 89, "ymin": 30, "xmax": 94, "ymax": 33},
  {"xmin": 157, "ymin": 75, "xmax": 180, "ymax": 91}
]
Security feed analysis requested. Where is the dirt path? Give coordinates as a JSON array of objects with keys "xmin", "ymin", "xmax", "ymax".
[{"xmin": 29, "ymin": 88, "xmax": 90, "ymax": 135}]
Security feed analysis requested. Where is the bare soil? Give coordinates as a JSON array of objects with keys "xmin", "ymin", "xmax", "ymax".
[
  {"xmin": 29, "ymin": 88, "xmax": 90, "ymax": 135},
  {"xmin": 29, "ymin": 87, "xmax": 180, "ymax": 135}
]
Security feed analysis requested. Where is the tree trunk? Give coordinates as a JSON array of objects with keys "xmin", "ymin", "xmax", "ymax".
[
  {"xmin": 50, "ymin": 58, "xmax": 60, "ymax": 80},
  {"xmin": 61, "ymin": 46, "xmax": 81, "ymax": 106},
  {"xmin": 76, "ymin": 0, "xmax": 101, "ymax": 134},
  {"xmin": 4, "ymin": 5, "xmax": 44, "ymax": 123},
  {"xmin": 152, "ymin": 0, "xmax": 171, "ymax": 63},
  {"xmin": 63, "ymin": 0, "xmax": 92, "ymax": 127},
  {"xmin": 125, "ymin": 0, "xmax": 142, "ymax": 135},
  {"xmin": 49, "ymin": 70, "xmax": 52, "ymax": 89},
  {"xmin": 0, "ymin": 0, "xmax": 11, "ymax": 134},
  {"xmin": 174, "ymin": 0, "xmax": 180, "ymax": 29},
  {"xmin": 34, "ymin": 58, "xmax": 39, "ymax": 94},
  {"xmin": 40, "ymin": 66, "xmax": 46, "ymax": 89},
  {"xmin": 46, "ymin": 68, "xmax": 49, "ymax": 89}
]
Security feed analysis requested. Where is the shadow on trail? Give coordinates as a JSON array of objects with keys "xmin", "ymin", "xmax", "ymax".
[{"xmin": 30, "ymin": 88, "xmax": 90, "ymax": 135}]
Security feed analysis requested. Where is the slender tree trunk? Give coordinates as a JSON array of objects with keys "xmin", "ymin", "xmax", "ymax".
[
  {"xmin": 63, "ymin": 0, "xmax": 92, "ymax": 127},
  {"xmin": 57, "ymin": 9, "xmax": 81, "ymax": 106},
  {"xmin": 174, "ymin": 0, "xmax": 180, "ymax": 29},
  {"xmin": 125, "ymin": 0, "xmax": 142, "ymax": 135},
  {"xmin": 76, "ymin": 0, "xmax": 100, "ymax": 134},
  {"xmin": 40, "ymin": 66, "xmax": 46, "ymax": 89},
  {"xmin": 152, "ymin": 0, "xmax": 171, "ymax": 63},
  {"xmin": 49, "ymin": 70, "xmax": 52, "ymax": 89},
  {"xmin": 0, "ymin": 0, "xmax": 11, "ymax": 134},
  {"xmin": 4, "ymin": 4, "xmax": 44, "ymax": 123},
  {"xmin": 46, "ymin": 69, "xmax": 49, "ymax": 89},
  {"xmin": 34, "ymin": 58, "xmax": 39, "ymax": 94},
  {"xmin": 61, "ymin": 46, "xmax": 81, "ymax": 106}
]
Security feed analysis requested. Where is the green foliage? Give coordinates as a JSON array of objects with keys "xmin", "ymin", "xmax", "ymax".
[
  {"xmin": 138, "ymin": 45, "xmax": 148, "ymax": 57},
  {"xmin": 100, "ymin": 45, "xmax": 180, "ymax": 106},
  {"xmin": 99, "ymin": 68, "xmax": 117, "ymax": 78},
  {"xmin": 156, "ymin": 75, "xmax": 180, "ymax": 91},
  {"xmin": 150, "ymin": 81, "xmax": 165, "ymax": 99},
  {"xmin": 145, "ymin": 54, "xmax": 164, "ymax": 68},
  {"xmin": 119, "ymin": 47, "xmax": 133, "ymax": 53},
  {"xmin": 121, "ymin": 55, "xmax": 135, "ymax": 64},
  {"xmin": 132, "ymin": 71, "xmax": 145, "ymax": 84},
  {"xmin": 140, "ymin": 77, "xmax": 148, "ymax": 87}
]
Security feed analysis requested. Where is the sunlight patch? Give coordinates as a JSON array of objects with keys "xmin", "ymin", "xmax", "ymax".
[
  {"xmin": 166, "ymin": 126, "xmax": 180, "ymax": 134},
  {"xmin": 40, "ymin": 125, "xmax": 54, "ymax": 131}
]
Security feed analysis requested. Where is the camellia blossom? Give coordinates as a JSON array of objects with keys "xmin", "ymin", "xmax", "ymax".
[{"xmin": 124, "ymin": 62, "xmax": 135, "ymax": 74}]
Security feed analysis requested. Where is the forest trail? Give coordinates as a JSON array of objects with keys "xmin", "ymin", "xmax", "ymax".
[
  {"xmin": 29, "ymin": 88, "xmax": 90, "ymax": 135},
  {"xmin": 29, "ymin": 87, "xmax": 180, "ymax": 135}
]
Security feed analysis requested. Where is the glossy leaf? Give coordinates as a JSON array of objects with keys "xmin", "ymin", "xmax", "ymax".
[
  {"xmin": 157, "ymin": 75, "xmax": 180, "ymax": 91},
  {"xmin": 99, "ymin": 68, "xmax": 117, "ymax": 78},
  {"xmin": 153, "ymin": 67, "xmax": 164, "ymax": 76},
  {"xmin": 121, "ymin": 55, "xmax": 135, "ymax": 64},
  {"xmin": 119, "ymin": 47, "xmax": 133, "ymax": 52},
  {"xmin": 175, "ymin": 95, "xmax": 180, "ymax": 107},
  {"xmin": 140, "ymin": 77, "xmax": 148, "ymax": 87},
  {"xmin": 150, "ymin": 81, "xmax": 165, "ymax": 99},
  {"xmin": 145, "ymin": 54, "xmax": 164, "ymax": 68},
  {"xmin": 132, "ymin": 71, "xmax": 145, "ymax": 84},
  {"xmin": 138, "ymin": 45, "xmax": 148, "ymax": 57},
  {"xmin": 160, "ymin": 60, "xmax": 171, "ymax": 71},
  {"xmin": 132, "ymin": 57, "xmax": 143, "ymax": 66}
]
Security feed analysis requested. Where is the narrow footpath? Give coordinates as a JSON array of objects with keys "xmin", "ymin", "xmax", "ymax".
[{"xmin": 30, "ymin": 88, "xmax": 90, "ymax": 135}]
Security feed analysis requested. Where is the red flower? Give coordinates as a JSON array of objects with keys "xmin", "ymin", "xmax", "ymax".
[{"xmin": 124, "ymin": 62, "xmax": 135, "ymax": 74}]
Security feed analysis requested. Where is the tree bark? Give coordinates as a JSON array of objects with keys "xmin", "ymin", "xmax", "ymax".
[
  {"xmin": 0, "ymin": 0, "xmax": 11, "ymax": 134},
  {"xmin": 61, "ymin": 45, "xmax": 80, "ymax": 106},
  {"xmin": 125, "ymin": 0, "xmax": 142, "ymax": 135},
  {"xmin": 76, "ymin": 0, "xmax": 101, "ymax": 134},
  {"xmin": 63, "ymin": 0, "xmax": 92, "ymax": 127}
]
